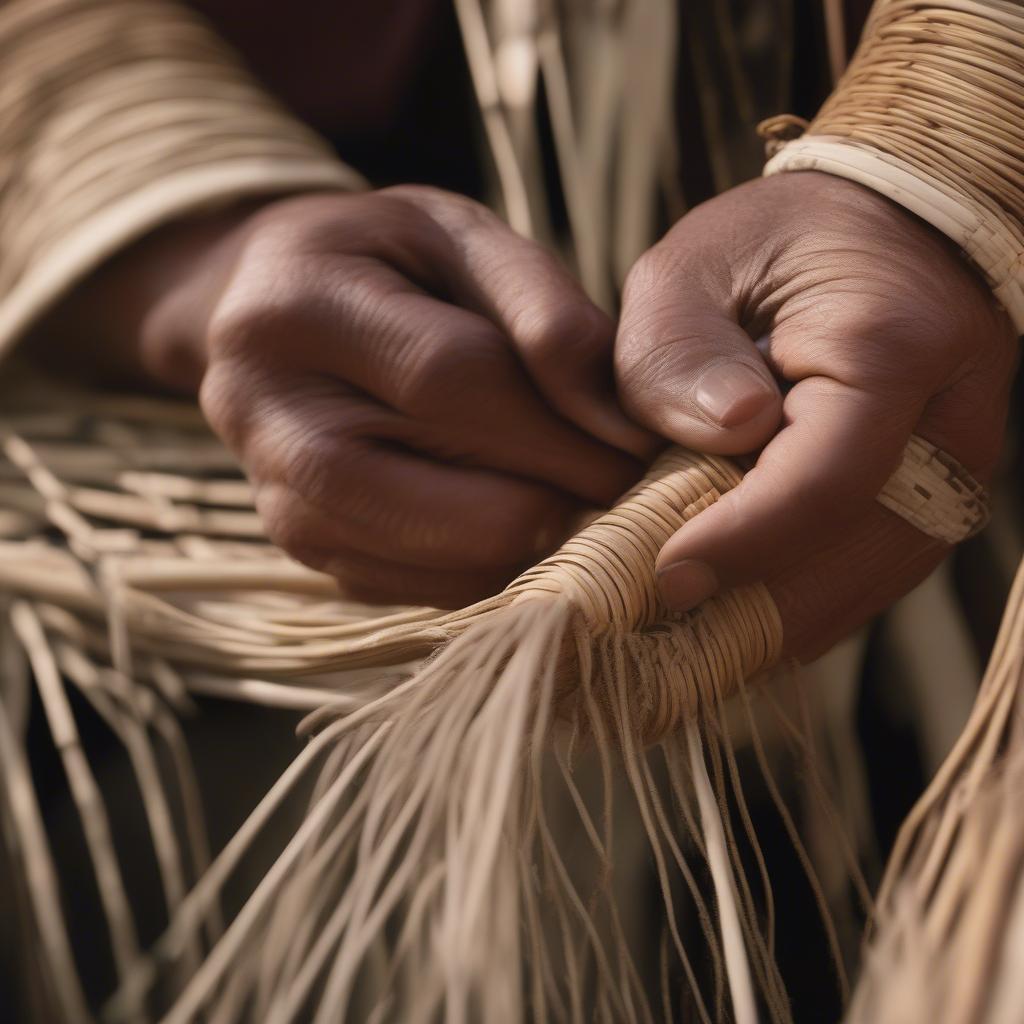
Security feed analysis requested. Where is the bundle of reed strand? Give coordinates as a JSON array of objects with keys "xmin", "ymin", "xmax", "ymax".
[
  {"xmin": 0, "ymin": 1, "xmax": 1009, "ymax": 1020},
  {"xmin": 847, "ymin": 553, "xmax": 1024, "ymax": 1024},
  {"xmin": 0, "ymin": 366, "xmax": 884, "ymax": 1023}
]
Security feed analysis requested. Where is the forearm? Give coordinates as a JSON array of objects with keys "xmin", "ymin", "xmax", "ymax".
[
  {"xmin": 763, "ymin": 0, "xmax": 1024, "ymax": 334},
  {"xmin": 27, "ymin": 202, "xmax": 263, "ymax": 394},
  {"xmin": 0, "ymin": 0, "xmax": 363, "ymax": 367}
]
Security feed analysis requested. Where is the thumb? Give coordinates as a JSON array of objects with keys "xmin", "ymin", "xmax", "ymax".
[{"xmin": 614, "ymin": 246, "xmax": 783, "ymax": 454}]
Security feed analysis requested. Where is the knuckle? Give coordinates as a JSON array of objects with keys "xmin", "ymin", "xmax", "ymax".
[
  {"xmin": 395, "ymin": 324, "xmax": 508, "ymax": 416},
  {"xmin": 379, "ymin": 183, "xmax": 455, "ymax": 215},
  {"xmin": 206, "ymin": 281, "xmax": 308, "ymax": 363},
  {"xmin": 255, "ymin": 190, "xmax": 438, "ymax": 262},
  {"xmin": 360, "ymin": 192, "xmax": 435, "ymax": 241},
  {"xmin": 198, "ymin": 361, "xmax": 251, "ymax": 451},
  {"xmin": 247, "ymin": 208, "xmax": 322, "ymax": 254},
  {"xmin": 277, "ymin": 424, "xmax": 352, "ymax": 513},
  {"xmin": 246, "ymin": 394, "xmax": 363, "ymax": 513},
  {"xmin": 384, "ymin": 184, "xmax": 494, "ymax": 233},
  {"xmin": 206, "ymin": 303, "xmax": 261, "ymax": 360},
  {"xmin": 377, "ymin": 183, "xmax": 442, "ymax": 206},
  {"xmin": 516, "ymin": 298, "xmax": 612, "ymax": 376},
  {"xmin": 378, "ymin": 183, "xmax": 449, "ymax": 209},
  {"xmin": 254, "ymin": 486, "xmax": 315, "ymax": 562}
]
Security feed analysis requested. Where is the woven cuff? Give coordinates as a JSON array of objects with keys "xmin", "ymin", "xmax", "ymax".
[
  {"xmin": 765, "ymin": 136, "xmax": 1024, "ymax": 335},
  {"xmin": 762, "ymin": 0, "xmax": 1024, "ymax": 337},
  {"xmin": 0, "ymin": 0, "xmax": 365, "ymax": 361}
]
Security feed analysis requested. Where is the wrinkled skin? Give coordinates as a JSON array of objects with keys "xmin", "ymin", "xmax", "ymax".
[
  {"xmin": 36, "ymin": 172, "xmax": 1017, "ymax": 659},
  {"xmin": 616, "ymin": 172, "xmax": 1017, "ymax": 657},
  {"xmin": 197, "ymin": 188, "xmax": 657, "ymax": 608},
  {"xmin": 40, "ymin": 186, "xmax": 653, "ymax": 608}
]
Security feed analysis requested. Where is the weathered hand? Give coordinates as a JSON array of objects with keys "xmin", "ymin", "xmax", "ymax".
[
  {"xmin": 190, "ymin": 187, "xmax": 655, "ymax": 607},
  {"xmin": 616, "ymin": 172, "xmax": 1018, "ymax": 658},
  {"xmin": 41, "ymin": 186, "xmax": 654, "ymax": 607}
]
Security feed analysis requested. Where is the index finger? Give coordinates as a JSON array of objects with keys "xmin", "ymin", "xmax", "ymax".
[{"xmin": 386, "ymin": 186, "xmax": 658, "ymax": 460}]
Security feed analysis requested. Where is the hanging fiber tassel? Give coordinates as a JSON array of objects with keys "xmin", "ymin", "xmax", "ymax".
[
  {"xmin": 0, "ymin": 372, "xmax": 987, "ymax": 1023},
  {"xmin": 848, "ymin": 555, "xmax": 1024, "ymax": 1024},
  {"xmin": 106, "ymin": 447, "xmax": 786, "ymax": 1024}
]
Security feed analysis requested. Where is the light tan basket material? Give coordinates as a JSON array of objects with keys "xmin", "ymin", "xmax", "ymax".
[
  {"xmin": 0, "ymin": 0, "xmax": 363, "ymax": 362},
  {"xmin": 763, "ymin": 0, "xmax": 1024, "ymax": 333}
]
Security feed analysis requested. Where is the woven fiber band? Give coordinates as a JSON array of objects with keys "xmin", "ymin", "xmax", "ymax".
[
  {"xmin": 876, "ymin": 434, "xmax": 989, "ymax": 544},
  {"xmin": 0, "ymin": 0, "xmax": 364, "ymax": 362},
  {"xmin": 0, "ymin": 361, "xmax": 992, "ymax": 1023},
  {"xmin": 764, "ymin": 136, "xmax": 1024, "ymax": 335},
  {"xmin": 762, "ymin": 0, "xmax": 1024, "ymax": 337}
]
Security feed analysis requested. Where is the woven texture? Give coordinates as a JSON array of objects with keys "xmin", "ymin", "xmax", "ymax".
[
  {"xmin": 0, "ymin": 0, "xmax": 363, "ymax": 359},
  {"xmin": 876, "ymin": 434, "xmax": 990, "ymax": 544},
  {"xmin": 763, "ymin": 0, "xmax": 1024, "ymax": 333},
  {"xmin": 849, "ymin": 547, "xmax": 1024, "ymax": 1024},
  {"xmin": 0, "ymin": 363, "xmax": 985, "ymax": 1022},
  {"xmin": 0, "ymin": 0, "xmax": 1015, "ymax": 1019}
]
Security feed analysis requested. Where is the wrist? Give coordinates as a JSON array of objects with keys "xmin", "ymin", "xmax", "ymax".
[
  {"xmin": 136, "ymin": 203, "xmax": 268, "ymax": 393},
  {"xmin": 28, "ymin": 199, "xmax": 270, "ymax": 394},
  {"xmin": 763, "ymin": 137, "xmax": 1024, "ymax": 336}
]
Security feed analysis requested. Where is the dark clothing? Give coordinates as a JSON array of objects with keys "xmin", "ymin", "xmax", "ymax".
[{"xmin": 191, "ymin": 0, "xmax": 870, "ymax": 207}]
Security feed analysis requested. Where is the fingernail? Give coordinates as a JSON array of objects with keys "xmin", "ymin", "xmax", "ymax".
[
  {"xmin": 656, "ymin": 559, "xmax": 718, "ymax": 612},
  {"xmin": 694, "ymin": 363, "xmax": 776, "ymax": 427}
]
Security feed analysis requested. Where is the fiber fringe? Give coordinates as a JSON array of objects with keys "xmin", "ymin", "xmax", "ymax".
[{"xmin": 0, "ymin": 370, "xmax": 861, "ymax": 1022}]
